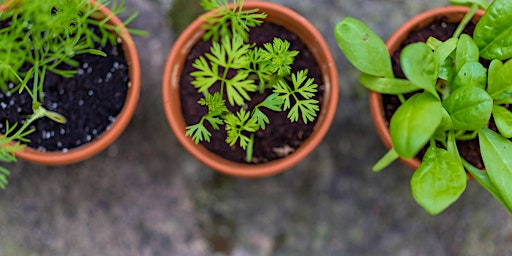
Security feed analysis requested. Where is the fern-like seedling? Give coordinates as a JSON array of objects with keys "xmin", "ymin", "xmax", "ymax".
[
  {"xmin": 186, "ymin": 0, "xmax": 320, "ymax": 162},
  {"xmin": 0, "ymin": 0, "xmax": 143, "ymax": 189},
  {"xmin": 200, "ymin": 0, "xmax": 267, "ymax": 42}
]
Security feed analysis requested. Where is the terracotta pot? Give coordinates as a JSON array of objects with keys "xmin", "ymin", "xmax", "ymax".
[
  {"xmin": 4, "ymin": 0, "xmax": 141, "ymax": 165},
  {"xmin": 369, "ymin": 6, "xmax": 485, "ymax": 170},
  {"xmin": 162, "ymin": 1, "xmax": 338, "ymax": 178}
]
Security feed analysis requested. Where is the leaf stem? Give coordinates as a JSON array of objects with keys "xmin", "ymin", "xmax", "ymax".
[{"xmin": 453, "ymin": 4, "xmax": 479, "ymax": 39}]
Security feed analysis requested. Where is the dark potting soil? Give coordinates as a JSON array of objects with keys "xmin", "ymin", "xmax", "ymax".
[
  {"xmin": 382, "ymin": 18, "xmax": 493, "ymax": 169},
  {"xmin": 180, "ymin": 22, "xmax": 325, "ymax": 164},
  {"xmin": 0, "ymin": 25, "xmax": 128, "ymax": 152}
]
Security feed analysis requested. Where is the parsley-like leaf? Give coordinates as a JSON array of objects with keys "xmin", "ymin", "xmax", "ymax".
[
  {"xmin": 261, "ymin": 38, "xmax": 299, "ymax": 77},
  {"xmin": 274, "ymin": 69, "xmax": 319, "ymax": 123},
  {"xmin": 225, "ymin": 109, "xmax": 259, "ymax": 149},
  {"xmin": 186, "ymin": 122, "xmax": 212, "ymax": 143},
  {"xmin": 200, "ymin": 0, "xmax": 267, "ymax": 42}
]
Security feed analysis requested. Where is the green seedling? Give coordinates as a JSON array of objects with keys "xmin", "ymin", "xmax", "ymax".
[
  {"xmin": 186, "ymin": 0, "xmax": 320, "ymax": 163},
  {"xmin": 335, "ymin": 0, "xmax": 512, "ymax": 214},
  {"xmin": 0, "ymin": 0, "xmax": 143, "ymax": 189}
]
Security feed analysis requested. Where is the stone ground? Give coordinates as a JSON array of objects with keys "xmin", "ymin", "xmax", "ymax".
[{"xmin": 1, "ymin": 0, "xmax": 512, "ymax": 255}]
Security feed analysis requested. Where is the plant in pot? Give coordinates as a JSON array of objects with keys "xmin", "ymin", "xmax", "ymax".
[
  {"xmin": 162, "ymin": 0, "xmax": 338, "ymax": 178},
  {"xmin": 0, "ymin": 0, "xmax": 144, "ymax": 189},
  {"xmin": 335, "ymin": 0, "xmax": 512, "ymax": 215}
]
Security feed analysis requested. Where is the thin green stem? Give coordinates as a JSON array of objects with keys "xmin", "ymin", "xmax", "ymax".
[{"xmin": 453, "ymin": 4, "xmax": 479, "ymax": 39}]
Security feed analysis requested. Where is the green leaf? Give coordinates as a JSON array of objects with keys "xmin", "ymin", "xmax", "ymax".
[
  {"xmin": 259, "ymin": 93, "xmax": 284, "ymax": 112},
  {"xmin": 390, "ymin": 92, "xmax": 443, "ymax": 158},
  {"xmin": 261, "ymin": 38, "xmax": 299, "ymax": 77},
  {"xmin": 204, "ymin": 116, "xmax": 224, "ymax": 130},
  {"xmin": 462, "ymin": 159, "xmax": 512, "ymax": 213},
  {"xmin": 225, "ymin": 109, "xmax": 259, "ymax": 149},
  {"xmin": 252, "ymin": 108, "xmax": 270, "ymax": 130},
  {"xmin": 334, "ymin": 17, "xmax": 394, "ymax": 78},
  {"xmin": 411, "ymin": 145, "xmax": 467, "ymax": 215},
  {"xmin": 455, "ymin": 34, "xmax": 479, "ymax": 72},
  {"xmin": 434, "ymin": 37, "xmax": 457, "ymax": 65},
  {"xmin": 359, "ymin": 73, "xmax": 421, "ymax": 94},
  {"xmin": 487, "ymin": 59, "xmax": 504, "ymax": 97},
  {"xmin": 442, "ymin": 86, "xmax": 493, "ymax": 130},
  {"xmin": 191, "ymin": 56, "xmax": 221, "ymax": 93},
  {"xmin": 488, "ymin": 59, "xmax": 512, "ymax": 98},
  {"xmin": 274, "ymin": 70, "xmax": 319, "ymax": 123},
  {"xmin": 372, "ymin": 148, "xmax": 399, "ymax": 172},
  {"xmin": 493, "ymin": 105, "xmax": 512, "ymax": 138},
  {"xmin": 400, "ymin": 43, "xmax": 438, "ymax": 97},
  {"xmin": 438, "ymin": 57, "xmax": 455, "ymax": 82},
  {"xmin": 225, "ymin": 71, "xmax": 257, "ymax": 106},
  {"xmin": 478, "ymin": 128, "xmax": 512, "ymax": 208},
  {"xmin": 474, "ymin": 0, "xmax": 512, "ymax": 60},
  {"xmin": 185, "ymin": 122, "xmax": 212, "ymax": 143},
  {"xmin": 198, "ymin": 92, "xmax": 228, "ymax": 116},
  {"xmin": 288, "ymin": 99, "xmax": 320, "ymax": 123},
  {"xmin": 452, "ymin": 62, "xmax": 487, "ymax": 90}
]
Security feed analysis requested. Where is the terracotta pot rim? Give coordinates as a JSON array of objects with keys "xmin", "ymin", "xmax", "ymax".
[
  {"xmin": 8, "ymin": 0, "xmax": 141, "ymax": 165},
  {"xmin": 162, "ymin": 1, "xmax": 338, "ymax": 178},
  {"xmin": 369, "ymin": 6, "xmax": 484, "ymax": 170}
]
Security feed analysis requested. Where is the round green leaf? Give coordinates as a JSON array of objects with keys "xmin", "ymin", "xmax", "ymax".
[
  {"xmin": 442, "ymin": 86, "xmax": 493, "ymax": 130},
  {"xmin": 474, "ymin": 0, "xmax": 512, "ymax": 60},
  {"xmin": 452, "ymin": 62, "xmax": 487, "ymax": 90},
  {"xmin": 390, "ymin": 92, "xmax": 443, "ymax": 158},
  {"xmin": 411, "ymin": 145, "xmax": 467, "ymax": 215},
  {"xmin": 334, "ymin": 17, "xmax": 394, "ymax": 78},
  {"xmin": 400, "ymin": 43, "xmax": 438, "ymax": 96}
]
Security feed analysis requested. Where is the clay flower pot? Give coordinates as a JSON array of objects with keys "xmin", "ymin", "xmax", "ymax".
[
  {"xmin": 162, "ymin": 1, "xmax": 338, "ymax": 178},
  {"xmin": 5, "ymin": 0, "xmax": 141, "ymax": 165},
  {"xmin": 369, "ymin": 6, "xmax": 484, "ymax": 170}
]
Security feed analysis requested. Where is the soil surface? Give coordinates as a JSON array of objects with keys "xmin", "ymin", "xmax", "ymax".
[
  {"xmin": 179, "ymin": 22, "xmax": 324, "ymax": 163},
  {"xmin": 0, "ymin": 27, "xmax": 129, "ymax": 152}
]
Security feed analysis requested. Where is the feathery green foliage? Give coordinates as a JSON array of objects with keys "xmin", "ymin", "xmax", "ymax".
[
  {"xmin": 186, "ymin": 0, "xmax": 320, "ymax": 162},
  {"xmin": 0, "ymin": 0, "xmax": 142, "ymax": 189}
]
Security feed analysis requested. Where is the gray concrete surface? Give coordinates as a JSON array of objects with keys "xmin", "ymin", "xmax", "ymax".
[{"xmin": 1, "ymin": 0, "xmax": 512, "ymax": 255}]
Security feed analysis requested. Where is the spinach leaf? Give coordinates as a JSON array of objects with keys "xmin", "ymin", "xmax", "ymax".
[
  {"xmin": 411, "ymin": 145, "xmax": 467, "ymax": 215},
  {"xmin": 492, "ymin": 105, "xmax": 512, "ymax": 138},
  {"xmin": 390, "ymin": 92, "xmax": 443, "ymax": 158},
  {"xmin": 359, "ymin": 73, "xmax": 420, "ymax": 94},
  {"xmin": 442, "ymin": 86, "xmax": 492, "ymax": 130},
  {"xmin": 474, "ymin": 0, "xmax": 512, "ymax": 60},
  {"xmin": 462, "ymin": 159, "xmax": 512, "ymax": 213},
  {"xmin": 434, "ymin": 38, "xmax": 457, "ymax": 82},
  {"xmin": 334, "ymin": 17, "xmax": 394, "ymax": 78},
  {"xmin": 478, "ymin": 128, "xmax": 512, "ymax": 208},
  {"xmin": 487, "ymin": 59, "xmax": 512, "ymax": 99},
  {"xmin": 455, "ymin": 34, "xmax": 480, "ymax": 72},
  {"xmin": 452, "ymin": 62, "xmax": 487, "ymax": 90},
  {"xmin": 400, "ymin": 43, "xmax": 439, "ymax": 98},
  {"xmin": 487, "ymin": 59, "xmax": 504, "ymax": 97},
  {"xmin": 372, "ymin": 148, "xmax": 399, "ymax": 172}
]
